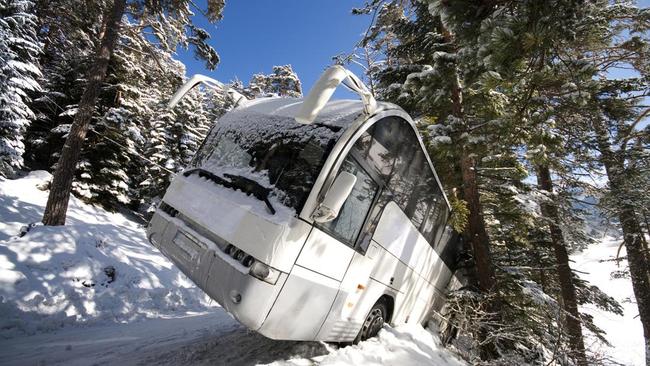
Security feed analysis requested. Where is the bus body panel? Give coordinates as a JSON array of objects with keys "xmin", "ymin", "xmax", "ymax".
[
  {"xmin": 147, "ymin": 172, "xmax": 315, "ymax": 333},
  {"xmin": 393, "ymin": 265, "xmax": 437, "ymax": 325},
  {"xmin": 315, "ymin": 251, "xmax": 396, "ymax": 342},
  {"xmin": 149, "ymin": 209, "xmax": 292, "ymax": 331},
  {"xmin": 371, "ymin": 202, "xmax": 454, "ymax": 325},
  {"xmin": 258, "ymin": 264, "xmax": 341, "ymax": 340},
  {"xmin": 373, "ymin": 201, "xmax": 453, "ymax": 294},
  {"xmin": 295, "ymin": 227, "xmax": 355, "ymax": 282},
  {"xmin": 316, "ymin": 198, "xmax": 456, "ymax": 336},
  {"xmin": 258, "ymin": 227, "xmax": 355, "ymax": 340},
  {"xmin": 367, "ymin": 243, "xmax": 409, "ymax": 292}
]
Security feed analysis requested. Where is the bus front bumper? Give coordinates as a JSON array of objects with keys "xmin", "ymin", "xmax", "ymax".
[{"xmin": 147, "ymin": 211, "xmax": 287, "ymax": 332}]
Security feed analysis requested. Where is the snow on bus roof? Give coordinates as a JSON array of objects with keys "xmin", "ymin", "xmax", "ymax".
[
  {"xmin": 232, "ymin": 97, "xmax": 399, "ymax": 128},
  {"xmin": 238, "ymin": 98, "xmax": 363, "ymax": 127},
  {"xmin": 190, "ymin": 97, "xmax": 399, "ymax": 218}
]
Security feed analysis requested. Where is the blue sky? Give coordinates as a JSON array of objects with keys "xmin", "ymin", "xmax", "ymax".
[
  {"xmin": 177, "ymin": 0, "xmax": 650, "ymax": 106},
  {"xmin": 177, "ymin": 1, "xmax": 368, "ymax": 98}
]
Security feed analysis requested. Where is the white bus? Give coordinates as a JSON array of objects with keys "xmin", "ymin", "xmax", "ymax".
[{"xmin": 147, "ymin": 66, "xmax": 460, "ymax": 343}]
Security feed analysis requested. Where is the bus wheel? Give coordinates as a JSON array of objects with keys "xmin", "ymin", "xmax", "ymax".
[{"xmin": 355, "ymin": 300, "xmax": 387, "ymax": 343}]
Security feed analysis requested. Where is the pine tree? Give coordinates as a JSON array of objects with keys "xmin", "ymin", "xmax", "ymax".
[
  {"xmin": 591, "ymin": 80, "xmax": 650, "ymax": 365},
  {"xmin": 0, "ymin": 0, "xmax": 41, "ymax": 177},
  {"xmin": 42, "ymin": 0, "xmax": 226, "ymax": 225},
  {"xmin": 244, "ymin": 65, "xmax": 302, "ymax": 98},
  {"xmin": 27, "ymin": 1, "xmax": 223, "ymax": 211},
  {"xmin": 41, "ymin": 0, "xmax": 127, "ymax": 225},
  {"xmin": 135, "ymin": 74, "xmax": 233, "ymax": 215},
  {"xmin": 353, "ymin": 0, "xmax": 629, "ymax": 363},
  {"xmin": 354, "ymin": 2, "xmax": 507, "ymax": 360},
  {"xmin": 23, "ymin": 0, "xmax": 104, "ymax": 171},
  {"xmin": 543, "ymin": 3, "xmax": 650, "ymax": 362},
  {"xmin": 73, "ymin": 19, "xmax": 175, "ymax": 209}
]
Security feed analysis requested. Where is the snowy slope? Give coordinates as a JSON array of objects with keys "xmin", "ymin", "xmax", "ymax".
[
  {"xmin": 0, "ymin": 171, "xmax": 215, "ymax": 338},
  {"xmin": 573, "ymin": 237, "xmax": 646, "ymax": 366},
  {"xmin": 0, "ymin": 172, "xmax": 467, "ymax": 365}
]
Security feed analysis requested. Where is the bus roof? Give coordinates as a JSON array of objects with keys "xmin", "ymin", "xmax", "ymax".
[{"xmin": 234, "ymin": 97, "xmax": 402, "ymax": 130}]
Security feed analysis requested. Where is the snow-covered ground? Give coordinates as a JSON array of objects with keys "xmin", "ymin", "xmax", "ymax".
[
  {"xmin": 573, "ymin": 237, "xmax": 646, "ymax": 366},
  {"xmin": 0, "ymin": 172, "xmax": 466, "ymax": 366},
  {"xmin": 0, "ymin": 171, "xmax": 215, "ymax": 338},
  {"xmin": 1, "ymin": 171, "xmax": 644, "ymax": 365}
]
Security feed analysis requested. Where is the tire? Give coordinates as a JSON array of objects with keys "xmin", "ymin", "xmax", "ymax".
[{"xmin": 354, "ymin": 300, "xmax": 387, "ymax": 343}]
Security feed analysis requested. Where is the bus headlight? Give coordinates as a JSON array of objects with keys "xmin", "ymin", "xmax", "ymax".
[{"xmin": 249, "ymin": 261, "xmax": 280, "ymax": 285}]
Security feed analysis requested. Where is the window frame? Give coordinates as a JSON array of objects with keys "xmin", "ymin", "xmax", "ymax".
[
  {"xmin": 314, "ymin": 153, "xmax": 382, "ymax": 249},
  {"xmin": 305, "ymin": 111, "xmax": 452, "ymax": 254},
  {"xmin": 350, "ymin": 117, "xmax": 449, "ymax": 248}
]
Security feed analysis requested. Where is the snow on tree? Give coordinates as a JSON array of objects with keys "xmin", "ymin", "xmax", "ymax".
[
  {"xmin": 245, "ymin": 65, "xmax": 302, "ymax": 98},
  {"xmin": 71, "ymin": 21, "xmax": 170, "ymax": 209},
  {"xmin": 23, "ymin": 0, "xmax": 103, "ymax": 171},
  {"xmin": 352, "ymin": 1, "xmax": 633, "ymax": 364},
  {"xmin": 23, "ymin": 0, "xmax": 227, "ymax": 218},
  {"xmin": 41, "ymin": 0, "xmax": 226, "ymax": 225},
  {"xmin": 133, "ymin": 59, "xmax": 233, "ymax": 214},
  {"xmin": 525, "ymin": 3, "xmax": 650, "ymax": 362},
  {"xmin": 0, "ymin": 0, "xmax": 41, "ymax": 177}
]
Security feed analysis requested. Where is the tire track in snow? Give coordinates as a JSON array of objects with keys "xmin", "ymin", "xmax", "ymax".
[{"xmin": 0, "ymin": 311, "xmax": 329, "ymax": 366}]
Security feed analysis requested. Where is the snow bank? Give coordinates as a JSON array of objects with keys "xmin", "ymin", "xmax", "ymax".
[
  {"xmin": 0, "ymin": 171, "xmax": 214, "ymax": 338},
  {"xmin": 267, "ymin": 324, "xmax": 466, "ymax": 366},
  {"xmin": 573, "ymin": 236, "xmax": 645, "ymax": 365}
]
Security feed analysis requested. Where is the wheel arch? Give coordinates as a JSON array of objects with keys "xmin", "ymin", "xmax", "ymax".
[{"xmin": 378, "ymin": 294, "xmax": 395, "ymax": 324}]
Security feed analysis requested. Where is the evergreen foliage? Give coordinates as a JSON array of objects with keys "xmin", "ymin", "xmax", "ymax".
[
  {"xmin": 20, "ymin": 0, "xmax": 239, "ymax": 214},
  {"xmin": 19, "ymin": 1, "xmax": 306, "ymax": 215},
  {"xmin": 351, "ymin": 0, "xmax": 647, "ymax": 364},
  {"xmin": 244, "ymin": 65, "xmax": 303, "ymax": 98},
  {"xmin": 0, "ymin": 0, "xmax": 41, "ymax": 177}
]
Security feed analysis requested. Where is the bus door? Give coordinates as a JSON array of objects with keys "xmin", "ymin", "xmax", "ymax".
[
  {"xmin": 318, "ymin": 116, "xmax": 430, "ymax": 340},
  {"xmin": 260, "ymin": 154, "xmax": 380, "ymax": 340},
  {"xmin": 310, "ymin": 151, "xmax": 402, "ymax": 341}
]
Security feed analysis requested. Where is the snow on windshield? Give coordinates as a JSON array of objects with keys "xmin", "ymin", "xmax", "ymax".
[{"xmin": 192, "ymin": 108, "xmax": 348, "ymax": 212}]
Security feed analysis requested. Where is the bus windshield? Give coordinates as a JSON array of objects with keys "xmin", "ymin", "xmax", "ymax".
[{"xmin": 191, "ymin": 112, "xmax": 343, "ymax": 212}]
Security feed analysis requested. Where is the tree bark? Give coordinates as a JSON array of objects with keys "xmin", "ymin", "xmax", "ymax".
[
  {"xmin": 460, "ymin": 151, "xmax": 497, "ymax": 293},
  {"xmin": 594, "ymin": 120, "xmax": 650, "ymax": 366},
  {"xmin": 536, "ymin": 164, "xmax": 587, "ymax": 366},
  {"xmin": 441, "ymin": 21, "xmax": 497, "ymax": 295},
  {"xmin": 447, "ymin": 43, "xmax": 498, "ymax": 361},
  {"xmin": 42, "ymin": 0, "xmax": 126, "ymax": 226}
]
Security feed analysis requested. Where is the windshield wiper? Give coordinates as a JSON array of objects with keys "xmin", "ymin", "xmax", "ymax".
[
  {"xmin": 223, "ymin": 173, "xmax": 277, "ymax": 215},
  {"xmin": 183, "ymin": 168, "xmax": 276, "ymax": 215},
  {"xmin": 183, "ymin": 168, "xmax": 230, "ymax": 188}
]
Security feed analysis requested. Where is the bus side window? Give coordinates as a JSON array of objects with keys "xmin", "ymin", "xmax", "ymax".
[
  {"xmin": 357, "ymin": 188, "xmax": 392, "ymax": 252},
  {"xmin": 320, "ymin": 156, "xmax": 379, "ymax": 246},
  {"xmin": 352, "ymin": 116, "xmax": 448, "ymax": 250}
]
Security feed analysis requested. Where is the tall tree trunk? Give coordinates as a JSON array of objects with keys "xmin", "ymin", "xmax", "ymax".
[
  {"xmin": 42, "ymin": 0, "xmax": 126, "ymax": 226},
  {"xmin": 594, "ymin": 120, "xmax": 650, "ymax": 365},
  {"xmin": 441, "ymin": 22, "xmax": 497, "ymax": 295},
  {"xmin": 536, "ymin": 164, "xmax": 587, "ymax": 366},
  {"xmin": 460, "ymin": 151, "xmax": 496, "ymax": 293},
  {"xmin": 447, "ymin": 45, "xmax": 498, "ymax": 361}
]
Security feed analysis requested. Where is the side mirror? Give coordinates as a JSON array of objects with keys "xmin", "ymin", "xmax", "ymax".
[{"xmin": 312, "ymin": 171, "xmax": 357, "ymax": 223}]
